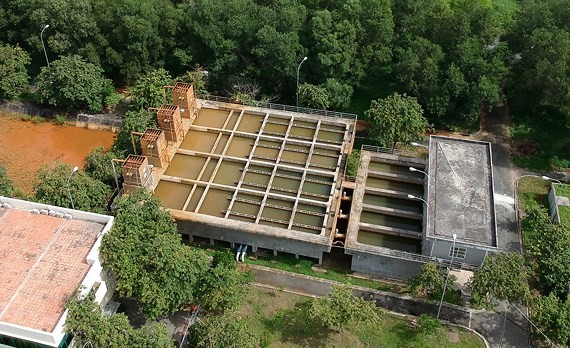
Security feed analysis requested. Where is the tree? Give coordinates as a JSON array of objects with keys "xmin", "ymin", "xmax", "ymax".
[
  {"xmin": 365, "ymin": 92, "xmax": 430, "ymax": 148},
  {"xmin": 84, "ymin": 147, "xmax": 119, "ymax": 187},
  {"xmin": 469, "ymin": 252, "xmax": 530, "ymax": 309},
  {"xmin": 65, "ymin": 293, "xmax": 174, "ymax": 348},
  {"xmin": 298, "ymin": 83, "xmax": 329, "ymax": 109},
  {"xmin": 0, "ymin": 163, "xmax": 14, "ymax": 197},
  {"xmin": 34, "ymin": 55, "xmax": 113, "ymax": 112},
  {"xmin": 188, "ymin": 311, "xmax": 262, "ymax": 348},
  {"xmin": 176, "ymin": 68, "xmax": 209, "ymax": 95},
  {"xmin": 0, "ymin": 44, "xmax": 30, "ymax": 98},
  {"xmin": 522, "ymin": 204, "xmax": 570, "ymax": 297},
  {"xmin": 196, "ymin": 250, "xmax": 253, "ymax": 313},
  {"xmin": 112, "ymin": 109, "xmax": 158, "ymax": 158},
  {"xmin": 309, "ymin": 284, "xmax": 382, "ymax": 331},
  {"xmin": 100, "ymin": 190, "xmax": 209, "ymax": 319},
  {"xmin": 33, "ymin": 162, "xmax": 110, "ymax": 214},
  {"xmin": 407, "ymin": 262, "xmax": 445, "ymax": 299},
  {"xmin": 530, "ymin": 293, "xmax": 570, "ymax": 347},
  {"xmin": 129, "ymin": 68, "xmax": 173, "ymax": 111}
]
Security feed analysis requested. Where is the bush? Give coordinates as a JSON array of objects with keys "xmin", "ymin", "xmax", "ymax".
[
  {"xmin": 346, "ymin": 150, "xmax": 361, "ymax": 177},
  {"xmin": 54, "ymin": 114, "xmax": 67, "ymax": 125},
  {"xmin": 418, "ymin": 314, "xmax": 441, "ymax": 335}
]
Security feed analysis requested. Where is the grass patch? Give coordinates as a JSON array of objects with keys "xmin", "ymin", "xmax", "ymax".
[
  {"xmin": 554, "ymin": 184, "xmax": 570, "ymax": 225},
  {"xmin": 517, "ymin": 176, "xmax": 551, "ymax": 211},
  {"xmin": 510, "ymin": 117, "xmax": 570, "ymax": 172},
  {"xmin": 241, "ymin": 287, "xmax": 484, "ymax": 348}
]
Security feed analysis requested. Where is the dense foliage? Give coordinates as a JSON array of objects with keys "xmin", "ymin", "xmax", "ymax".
[
  {"xmin": 407, "ymin": 262, "xmax": 446, "ymax": 299},
  {"xmin": 469, "ymin": 252, "xmax": 530, "ymax": 309},
  {"xmin": 65, "ymin": 294, "xmax": 174, "ymax": 348},
  {"xmin": 84, "ymin": 146, "xmax": 120, "ymax": 187},
  {"xmin": 517, "ymin": 203, "xmax": 570, "ymax": 346},
  {"xmin": 0, "ymin": 44, "xmax": 30, "ymax": 98},
  {"xmin": 33, "ymin": 162, "xmax": 111, "ymax": 214},
  {"xmin": 366, "ymin": 92, "xmax": 430, "ymax": 147},
  {"xmin": 195, "ymin": 250, "xmax": 253, "ymax": 313},
  {"xmin": 309, "ymin": 284, "xmax": 382, "ymax": 331},
  {"xmin": 188, "ymin": 311, "xmax": 262, "ymax": 348},
  {"xmin": 0, "ymin": 163, "xmax": 14, "ymax": 196},
  {"xmin": 35, "ymin": 55, "xmax": 113, "ymax": 111},
  {"xmin": 100, "ymin": 190, "xmax": 209, "ymax": 319},
  {"xmin": 5, "ymin": 0, "xmax": 563, "ymax": 133}
]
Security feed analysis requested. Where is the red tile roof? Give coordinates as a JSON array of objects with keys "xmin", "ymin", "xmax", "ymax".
[{"xmin": 0, "ymin": 209, "xmax": 104, "ymax": 332}]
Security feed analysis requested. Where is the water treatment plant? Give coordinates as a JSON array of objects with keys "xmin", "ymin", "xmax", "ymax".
[{"xmin": 116, "ymin": 83, "xmax": 499, "ymax": 280}]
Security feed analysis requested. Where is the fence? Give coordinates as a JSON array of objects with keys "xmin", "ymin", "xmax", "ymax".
[
  {"xmin": 360, "ymin": 143, "xmax": 426, "ymax": 159},
  {"xmin": 197, "ymin": 94, "xmax": 358, "ymax": 120}
]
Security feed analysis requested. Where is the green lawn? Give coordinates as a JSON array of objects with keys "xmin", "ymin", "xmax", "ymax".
[
  {"xmin": 517, "ymin": 176, "xmax": 551, "ymax": 211},
  {"xmin": 241, "ymin": 286, "xmax": 485, "ymax": 348},
  {"xmin": 510, "ymin": 117, "xmax": 570, "ymax": 172}
]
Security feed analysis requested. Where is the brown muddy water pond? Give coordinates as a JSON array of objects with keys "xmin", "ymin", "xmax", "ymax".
[{"xmin": 0, "ymin": 116, "xmax": 115, "ymax": 194}]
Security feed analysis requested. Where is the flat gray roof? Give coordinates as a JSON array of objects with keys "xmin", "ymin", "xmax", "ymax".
[{"xmin": 427, "ymin": 136, "xmax": 497, "ymax": 247}]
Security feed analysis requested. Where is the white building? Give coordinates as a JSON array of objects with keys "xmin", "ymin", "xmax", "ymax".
[{"xmin": 0, "ymin": 197, "xmax": 114, "ymax": 348}]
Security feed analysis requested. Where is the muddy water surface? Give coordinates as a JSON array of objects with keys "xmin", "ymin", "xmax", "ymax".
[{"xmin": 0, "ymin": 116, "xmax": 115, "ymax": 194}]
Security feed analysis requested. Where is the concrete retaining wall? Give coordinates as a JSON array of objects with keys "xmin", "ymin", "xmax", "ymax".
[
  {"xmin": 177, "ymin": 220, "xmax": 328, "ymax": 262},
  {"xmin": 345, "ymin": 250, "xmax": 424, "ymax": 280}
]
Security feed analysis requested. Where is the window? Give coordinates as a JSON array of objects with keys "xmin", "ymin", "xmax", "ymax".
[{"xmin": 449, "ymin": 247, "xmax": 466, "ymax": 259}]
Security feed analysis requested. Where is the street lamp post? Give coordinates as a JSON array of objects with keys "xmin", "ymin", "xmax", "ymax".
[
  {"xmin": 410, "ymin": 142, "xmax": 429, "ymax": 150},
  {"xmin": 67, "ymin": 166, "xmax": 79, "ymax": 210},
  {"xmin": 296, "ymin": 56, "xmax": 308, "ymax": 111},
  {"xmin": 541, "ymin": 175, "xmax": 562, "ymax": 184},
  {"xmin": 437, "ymin": 233, "xmax": 457, "ymax": 319},
  {"xmin": 40, "ymin": 24, "xmax": 50, "ymax": 67},
  {"xmin": 409, "ymin": 167, "xmax": 429, "ymax": 177},
  {"xmin": 407, "ymin": 193, "xmax": 428, "ymax": 206}
]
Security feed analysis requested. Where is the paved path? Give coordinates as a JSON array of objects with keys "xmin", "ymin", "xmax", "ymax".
[{"xmin": 250, "ymin": 265, "xmax": 529, "ymax": 348}]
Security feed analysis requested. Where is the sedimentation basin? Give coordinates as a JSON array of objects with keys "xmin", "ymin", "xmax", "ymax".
[{"xmin": 153, "ymin": 99, "xmax": 356, "ymax": 262}]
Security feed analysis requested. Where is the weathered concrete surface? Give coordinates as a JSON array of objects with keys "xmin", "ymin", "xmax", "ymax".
[{"xmin": 250, "ymin": 265, "xmax": 529, "ymax": 348}]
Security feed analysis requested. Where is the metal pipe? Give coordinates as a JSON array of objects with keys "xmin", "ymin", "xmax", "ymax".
[
  {"xmin": 111, "ymin": 159, "xmax": 125, "ymax": 190},
  {"xmin": 130, "ymin": 131, "xmax": 145, "ymax": 155}
]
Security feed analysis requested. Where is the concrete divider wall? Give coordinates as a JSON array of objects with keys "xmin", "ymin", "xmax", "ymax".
[
  {"xmin": 177, "ymin": 220, "xmax": 329, "ymax": 262},
  {"xmin": 346, "ymin": 250, "xmax": 424, "ymax": 280}
]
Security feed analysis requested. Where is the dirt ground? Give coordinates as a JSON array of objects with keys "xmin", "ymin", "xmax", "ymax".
[{"xmin": 0, "ymin": 116, "xmax": 115, "ymax": 194}]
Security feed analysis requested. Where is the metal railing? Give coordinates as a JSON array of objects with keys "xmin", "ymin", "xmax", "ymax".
[
  {"xmin": 360, "ymin": 144, "xmax": 426, "ymax": 159},
  {"xmin": 197, "ymin": 94, "xmax": 357, "ymax": 120},
  {"xmin": 363, "ymin": 246, "xmax": 479, "ymax": 272}
]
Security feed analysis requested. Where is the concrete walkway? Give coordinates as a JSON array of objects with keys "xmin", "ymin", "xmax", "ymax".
[{"xmin": 250, "ymin": 265, "xmax": 529, "ymax": 348}]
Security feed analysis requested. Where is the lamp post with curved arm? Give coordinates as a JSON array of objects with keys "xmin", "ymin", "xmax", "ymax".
[
  {"xmin": 40, "ymin": 24, "xmax": 50, "ymax": 67},
  {"xmin": 296, "ymin": 56, "xmax": 308, "ymax": 110}
]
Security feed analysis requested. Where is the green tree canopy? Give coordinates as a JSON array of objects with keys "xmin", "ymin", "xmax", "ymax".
[
  {"xmin": 0, "ymin": 163, "xmax": 14, "ymax": 197},
  {"xmin": 84, "ymin": 146, "xmax": 119, "ymax": 187},
  {"xmin": 65, "ymin": 293, "xmax": 174, "ymax": 348},
  {"xmin": 129, "ymin": 68, "xmax": 173, "ymax": 111},
  {"xmin": 365, "ymin": 92, "xmax": 430, "ymax": 148},
  {"xmin": 196, "ymin": 250, "xmax": 253, "ymax": 313},
  {"xmin": 0, "ymin": 44, "xmax": 30, "ymax": 98},
  {"xmin": 33, "ymin": 162, "xmax": 110, "ymax": 214},
  {"xmin": 309, "ymin": 284, "xmax": 382, "ymax": 331},
  {"xmin": 530, "ymin": 293, "xmax": 570, "ymax": 347},
  {"xmin": 469, "ymin": 252, "xmax": 531, "ymax": 309},
  {"xmin": 523, "ymin": 204, "xmax": 570, "ymax": 297},
  {"xmin": 408, "ymin": 262, "xmax": 446, "ymax": 299},
  {"xmin": 34, "ymin": 55, "xmax": 113, "ymax": 112},
  {"xmin": 188, "ymin": 311, "xmax": 262, "ymax": 348},
  {"xmin": 100, "ymin": 190, "xmax": 209, "ymax": 319},
  {"xmin": 112, "ymin": 109, "xmax": 158, "ymax": 158}
]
